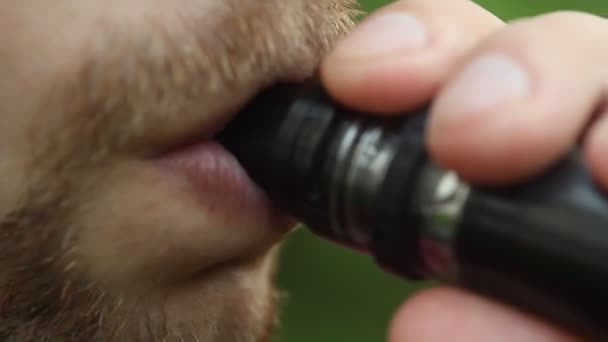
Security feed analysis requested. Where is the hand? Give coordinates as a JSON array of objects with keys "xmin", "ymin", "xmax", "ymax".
[{"xmin": 321, "ymin": 1, "xmax": 606, "ymax": 341}]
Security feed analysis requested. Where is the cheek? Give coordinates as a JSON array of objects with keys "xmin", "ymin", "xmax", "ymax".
[
  {"xmin": 0, "ymin": 148, "xmax": 28, "ymax": 220},
  {"xmin": 0, "ymin": 3, "xmax": 107, "ymax": 219}
]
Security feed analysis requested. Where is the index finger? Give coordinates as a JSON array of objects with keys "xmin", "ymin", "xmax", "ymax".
[{"xmin": 320, "ymin": 0, "xmax": 503, "ymax": 113}]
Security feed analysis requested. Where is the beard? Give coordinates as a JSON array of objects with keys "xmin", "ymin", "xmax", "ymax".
[{"xmin": 0, "ymin": 0, "xmax": 358, "ymax": 340}]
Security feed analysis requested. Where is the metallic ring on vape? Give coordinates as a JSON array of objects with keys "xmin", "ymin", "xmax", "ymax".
[
  {"xmin": 329, "ymin": 120, "xmax": 361, "ymax": 240},
  {"xmin": 416, "ymin": 165, "xmax": 470, "ymax": 278}
]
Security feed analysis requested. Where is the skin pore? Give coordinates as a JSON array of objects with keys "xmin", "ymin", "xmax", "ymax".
[{"xmin": 0, "ymin": 1, "xmax": 358, "ymax": 341}]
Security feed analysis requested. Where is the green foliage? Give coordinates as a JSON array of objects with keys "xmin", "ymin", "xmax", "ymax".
[
  {"xmin": 273, "ymin": 229, "xmax": 430, "ymax": 342},
  {"xmin": 273, "ymin": 2, "xmax": 605, "ymax": 341},
  {"xmin": 359, "ymin": 0, "xmax": 608, "ymax": 17}
]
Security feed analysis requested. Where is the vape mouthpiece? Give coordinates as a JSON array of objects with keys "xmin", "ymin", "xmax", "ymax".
[
  {"xmin": 218, "ymin": 82, "xmax": 431, "ymax": 276},
  {"xmin": 218, "ymin": 81, "xmax": 608, "ymax": 340}
]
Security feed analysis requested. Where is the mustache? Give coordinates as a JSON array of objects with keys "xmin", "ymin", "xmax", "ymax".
[{"xmin": 36, "ymin": 0, "xmax": 359, "ymax": 163}]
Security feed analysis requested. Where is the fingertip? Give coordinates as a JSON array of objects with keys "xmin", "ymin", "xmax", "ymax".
[
  {"xmin": 388, "ymin": 287, "xmax": 579, "ymax": 342},
  {"xmin": 320, "ymin": 0, "xmax": 503, "ymax": 114},
  {"xmin": 426, "ymin": 113, "xmax": 566, "ymax": 185},
  {"xmin": 320, "ymin": 9, "xmax": 437, "ymax": 113},
  {"xmin": 425, "ymin": 51, "xmax": 578, "ymax": 185},
  {"xmin": 320, "ymin": 57, "xmax": 438, "ymax": 113},
  {"xmin": 425, "ymin": 52, "xmax": 542, "ymax": 184},
  {"xmin": 388, "ymin": 287, "xmax": 450, "ymax": 342},
  {"xmin": 427, "ymin": 14, "xmax": 608, "ymax": 186}
]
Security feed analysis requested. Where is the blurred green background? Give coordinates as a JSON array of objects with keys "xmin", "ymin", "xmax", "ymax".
[{"xmin": 273, "ymin": 1, "xmax": 607, "ymax": 341}]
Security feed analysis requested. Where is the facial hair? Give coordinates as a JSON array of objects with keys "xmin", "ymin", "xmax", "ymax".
[{"xmin": 0, "ymin": 0, "xmax": 359, "ymax": 341}]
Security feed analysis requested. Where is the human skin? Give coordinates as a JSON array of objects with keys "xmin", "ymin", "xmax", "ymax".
[
  {"xmin": 1, "ymin": 0, "xmax": 606, "ymax": 341},
  {"xmin": 0, "ymin": 1, "xmax": 357, "ymax": 341},
  {"xmin": 322, "ymin": 0, "xmax": 607, "ymax": 341}
]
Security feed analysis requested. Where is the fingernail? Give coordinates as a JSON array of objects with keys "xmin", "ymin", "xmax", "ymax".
[
  {"xmin": 332, "ymin": 13, "xmax": 428, "ymax": 60},
  {"xmin": 435, "ymin": 53, "xmax": 531, "ymax": 121}
]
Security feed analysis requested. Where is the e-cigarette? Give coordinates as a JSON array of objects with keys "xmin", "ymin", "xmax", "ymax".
[{"xmin": 217, "ymin": 81, "xmax": 608, "ymax": 340}]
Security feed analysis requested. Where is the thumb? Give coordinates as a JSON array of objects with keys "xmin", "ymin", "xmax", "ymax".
[{"xmin": 320, "ymin": 0, "xmax": 502, "ymax": 113}]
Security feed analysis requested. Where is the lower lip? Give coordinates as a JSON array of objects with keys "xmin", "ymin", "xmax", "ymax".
[{"xmin": 155, "ymin": 140, "xmax": 277, "ymax": 218}]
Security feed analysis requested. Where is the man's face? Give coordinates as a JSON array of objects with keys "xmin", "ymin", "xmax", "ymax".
[{"xmin": 0, "ymin": 1, "xmax": 356, "ymax": 340}]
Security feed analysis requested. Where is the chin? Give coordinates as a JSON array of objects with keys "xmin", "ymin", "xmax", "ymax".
[
  {"xmin": 75, "ymin": 246, "xmax": 284, "ymax": 342},
  {"xmin": 151, "ymin": 246, "xmax": 284, "ymax": 342}
]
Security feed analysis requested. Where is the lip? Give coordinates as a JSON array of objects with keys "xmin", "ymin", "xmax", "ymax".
[
  {"xmin": 150, "ymin": 87, "xmax": 295, "ymax": 263},
  {"xmin": 151, "ymin": 79, "xmax": 298, "ymax": 225},
  {"xmin": 155, "ymin": 139, "xmax": 274, "ymax": 217},
  {"xmin": 144, "ymin": 135, "xmax": 293, "ymax": 283}
]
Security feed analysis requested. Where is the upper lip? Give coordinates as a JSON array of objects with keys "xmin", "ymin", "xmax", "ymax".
[
  {"xmin": 152, "ymin": 76, "xmax": 306, "ymax": 160},
  {"xmin": 153, "ymin": 80, "xmax": 280, "ymax": 159}
]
